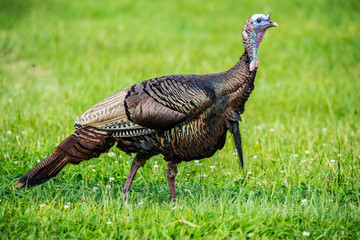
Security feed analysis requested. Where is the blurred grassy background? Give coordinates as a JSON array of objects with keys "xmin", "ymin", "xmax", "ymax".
[{"xmin": 1, "ymin": 0, "xmax": 359, "ymax": 238}]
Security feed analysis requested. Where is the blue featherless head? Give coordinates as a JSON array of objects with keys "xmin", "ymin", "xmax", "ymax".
[{"xmin": 242, "ymin": 14, "xmax": 278, "ymax": 71}]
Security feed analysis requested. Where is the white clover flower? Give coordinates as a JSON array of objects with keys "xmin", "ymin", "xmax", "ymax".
[
  {"xmin": 330, "ymin": 159, "xmax": 336, "ymax": 163},
  {"xmin": 8, "ymin": 98, "xmax": 13, "ymax": 103},
  {"xmin": 301, "ymin": 199, "xmax": 307, "ymax": 205},
  {"xmin": 92, "ymin": 169, "xmax": 96, "ymax": 172},
  {"xmin": 255, "ymin": 123, "xmax": 266, "ymax": 129},
  {"xmin": 253, "ymin": 155, "xmax": 258, "ymax": 159},
  {"xmin": 14, "ymin": 161, "xmax": 18, "ymax": 164},
  {"xmin": 247, "ymin": 171, "xmax": 252, "ymax": 175},
  {"xmin": 184, "ymin": 189, "xmax": 191, "ymax": 193},
  {"xmin": 107, "ymin": 152, "xmax": 115, "ymax": 157},
  {"xmin": 7, "ymin": 131, "xmax": 12, "ymax": 135},
  {"xmin": 201, "ymin": 174, "xmax": 208, "ymax": 177},
  {"xmin": 233, "ymin": 151, "xmax": 238, "ymax": 155},
  {"xmin": 234, "ymin": 176, "xmax": 243, "ymax": 182},
  {"xmin": 322, "ymin": 128, "xmax": 327, "ymax": 133},
  {"xmin": 210, "ymin": 166, "xmax": 215, "ymax": 171},
  {"xmin": 301, "ymin": 160, "xmax": 306, "ymax": 163},
  {"xmin": 172, "ymin": 206, "xmax": 177, "ymax": 210},
  {"xmin": 21, "ymin": 131, "xmax": 26, "ymax": 135},
  {"xmin": 4, "ymin": 153, "xmax": 9, "ymax": 158},
  {"xmin": 107, "ymin": 221, "xmax": 112, "ymax": 225},
  {"xmin": 64, "ymin": 204, "xmax": 70, "ymax": 210},
  {"xmin": 305, "ymin": 150, "xmax": 311, "ymax": 154},
  {"xmin": 248, "ymin": 233, "xmax": 254, "ymax": 237},
  {"xmin": 293, "ymin": 154, "xmax": 298, "ymax": 157},
  {"xmin": 93, "ymin": 187, "xmax": 99, "ymax": 192},
  {"xmin": 40, "ymin": 204, "xmax": 45, "ymax": 208},
  {"xmin": 153, "ymin": 164, "xmax": 159, "ymax": 170},
  {"xmin": 303, "ymin": 231, "xmax": 310, "ymax": 237},
  {"xmin": 337, "ymin": 153, "xmax": 342, "ymax": 157},
  {"xmin": 114, "ymin": 161, "xmax": 118, "ymax": 164},
  {"xmin": 139, "ymin": 201, "xmax": 143, "ymax": 205},
  {"xmin": 109, "ymin": 177, "xmax": 115, "ymax": 182},
  {"xmin": 269, "ymin": 128, "xmax": 275, "ymax": 132},
  {"xmin": 106, "ymin": 185, "xmax": 112, "ymax": 190},
  {"xmin": 37, "ymin": 160, "xmax": 41, "ymax": 163},
  {"xmin": 280, "ymin": 170, "xmax": 285, "ymax": 173},
  {"xmin": 226, "ymin": 172, "xmax": 231, "ymax": 176}
]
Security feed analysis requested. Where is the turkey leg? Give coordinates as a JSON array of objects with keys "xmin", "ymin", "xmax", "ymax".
[
  {"xmin": 165, "ymin": 161, "xmax": 178, "ymax": 203},
  {"xmin": 123, "ymin": 153, "xmax": 147, "ymax": 199}
]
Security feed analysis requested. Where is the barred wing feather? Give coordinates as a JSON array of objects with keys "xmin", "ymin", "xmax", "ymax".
[
  {"xmin": 75, "ymin": 87, "xmax": 144, "ymax": 131},
  {"xmin": 76, "ymin": 75, "xmax": 216, "ymax": 134}
]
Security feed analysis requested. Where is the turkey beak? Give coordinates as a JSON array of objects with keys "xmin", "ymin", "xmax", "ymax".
[
  {"xmin": 270, "ymin": 21, "xmax": 279, "ymax": 27},
  {"xmin": 266, "ymin": 14, "xmax": 279, "ymax": 28}
]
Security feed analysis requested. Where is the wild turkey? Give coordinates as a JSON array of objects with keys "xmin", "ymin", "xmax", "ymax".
[{"xmin": 16, "ymin": 14, "xmax": 278, "ymax": 202}]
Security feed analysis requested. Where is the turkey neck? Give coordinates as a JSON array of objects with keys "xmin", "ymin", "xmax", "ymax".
[{"xmin": 220, "ymin": 51, "xmax": 257, "ymax": 115}]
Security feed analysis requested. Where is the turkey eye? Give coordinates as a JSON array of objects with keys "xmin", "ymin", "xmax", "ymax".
[{"xmin": 257, "ymin": 18, "xmax": 261, "ymax": 23}]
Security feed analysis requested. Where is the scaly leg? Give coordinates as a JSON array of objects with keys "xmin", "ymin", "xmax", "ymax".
[
  {"xmin": 165, "ymin": 161, "xmax": 178, "ymax": 203},
  {"xmin": 123, "ymin": 153, "xmax": 148, "ymax": 200}
]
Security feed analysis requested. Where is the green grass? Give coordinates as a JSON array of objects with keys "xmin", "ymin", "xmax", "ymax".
[{"xmin": 1, "ymin": 0, "xmax": 360, "ymax": 238}]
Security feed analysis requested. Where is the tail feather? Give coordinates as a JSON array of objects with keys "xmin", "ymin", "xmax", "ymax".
[
  {"xmin": 15, "ymin": 154, "xmax": 70, "ymax": 188},
  {"xmin": 15, "ymin": 127, "xmax": 113, "ymax": 188}
]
